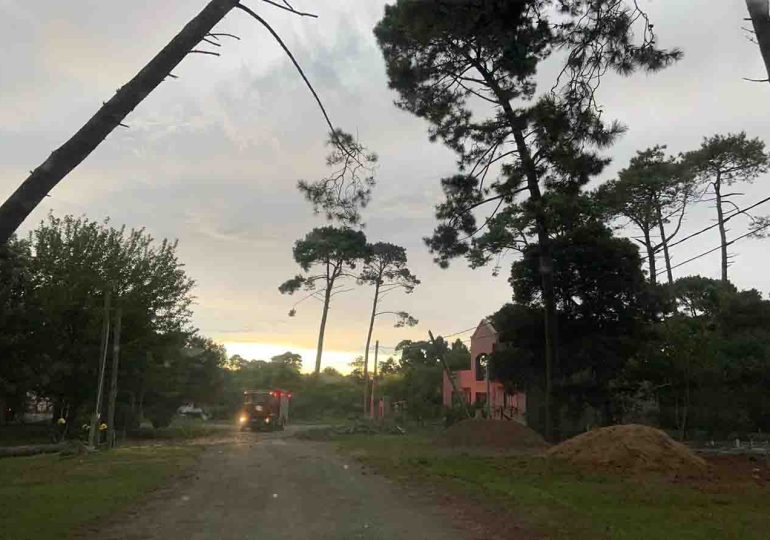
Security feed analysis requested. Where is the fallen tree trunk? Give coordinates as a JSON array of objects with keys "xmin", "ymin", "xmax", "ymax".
[
  {"xmin": 0, "ymin": 443, "xmax": 66, "ymax": 459},
  {"xmin": 0, "ymin": 0, "xmax": 239, "ymax": 244}
]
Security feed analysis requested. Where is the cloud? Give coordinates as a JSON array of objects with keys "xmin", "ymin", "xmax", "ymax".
[{"xmin": 3, "ymin": 0, "xmax": 770, "ymax": 361}]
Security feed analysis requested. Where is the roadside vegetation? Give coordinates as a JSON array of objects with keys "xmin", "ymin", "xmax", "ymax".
[
  {"xmin": 0, "ymin": 445, "xmax": 199, "ymax": 540},
  {"xmin": 337, "ymin": 433, "xmax": 770, "ymax": 540}
]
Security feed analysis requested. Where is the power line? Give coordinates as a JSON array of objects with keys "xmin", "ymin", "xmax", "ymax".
[
  {"xmin": 665, "ymin": 194, "xmax": 770, "ymax": 251},
  {"xmin": 370, "ymin": 330, "xmax": 499, "ymax": 353},
  {"xmin": 660, "ymin": 220, "xmax": 770, "ymax": 274}
]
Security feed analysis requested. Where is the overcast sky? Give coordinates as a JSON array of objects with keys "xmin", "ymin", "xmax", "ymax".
[{"xmin": 2, "ymin": 0, "xmax": 770, "ymax": 372}]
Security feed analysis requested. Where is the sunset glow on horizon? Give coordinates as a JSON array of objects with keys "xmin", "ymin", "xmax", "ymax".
[{"xmin": 223, "ymin": 342, "xmax": 360, "ymax": 374}]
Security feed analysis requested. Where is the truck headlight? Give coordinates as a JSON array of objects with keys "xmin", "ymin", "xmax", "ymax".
[{"xmin": 239, "ymin": 415, "xmax": 248, "ymax": 424}]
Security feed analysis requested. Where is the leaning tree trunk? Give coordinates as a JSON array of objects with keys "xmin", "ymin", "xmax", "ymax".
[
  {"xmin": 747, "ymin": 0, "xmax": 770, "ymax": 84},
  {"xmin": 0, "ymin": 0, "xmax": 240, "ymax": 244}
]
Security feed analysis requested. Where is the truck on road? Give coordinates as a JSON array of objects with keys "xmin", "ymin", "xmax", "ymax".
[{"xmin": 239, "ymin": 389, "xmax": 291, "ymax": 431}]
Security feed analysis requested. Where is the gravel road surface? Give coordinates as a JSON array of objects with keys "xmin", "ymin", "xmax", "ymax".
[{"xmin": 94, "ymin": 428, "xmax": 467, "ymax": 540}]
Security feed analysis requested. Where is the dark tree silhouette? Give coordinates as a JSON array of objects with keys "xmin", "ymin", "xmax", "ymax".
[
  {"xmin": 279, "ymin": 227, "xmax": 368, "ymax": 375},
  {"xmin": 374, "ymin": 0, "xmax": 680, "ymax": 439},
  {"xmin": 358, "ymin": 242, "xmax": 419, "ymax": 414},
  {"xmin": 684, "ymin": 133, "xmax": 769, "ymax": 282},
  {"xmin": 596, "ymin": 146, "xmax": 694, "ymax": 285}
]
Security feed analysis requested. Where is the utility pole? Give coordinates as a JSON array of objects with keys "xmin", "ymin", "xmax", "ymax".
[
  {"xmin": 485, "ymin": 355, "xmax": 491, "ymax": 419},
  {"xmin": 106, "ymin": 305, "xmax": 122, "ymax": 449},
  {"xmin": 369, "ymin": 341, "xmax": 379, "ymax": 419},
  {"xmin": 429, "ymin": 330, "xmax": 471, "ymax": 419},
  {"xmin": 89, "ymin": 289, "xmax": 111, "ymax": 448}
]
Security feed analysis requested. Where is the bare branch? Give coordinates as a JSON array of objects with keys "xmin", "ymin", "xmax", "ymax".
[
  {"xmin": 259, "ymin": 0, "xmax": 318, "ymax": 18},
  {"xmin": 236, "ymin": 3, "xmax": 334, "ymax": 136},
  {"xmin": 189, "ymin": 49, "xmax": 221, "ymax": 56},
  {"xmin": 208, "ymin": 32, "xmax": 241, "ymax": 40}
]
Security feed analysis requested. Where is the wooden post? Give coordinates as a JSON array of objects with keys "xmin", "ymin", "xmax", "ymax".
[
  {"xmin": 89, "ymin": 290, "xmax": 111, "ymax": 448},
  {"xmin": 370, "ymin": 341, "xmax": 379, "ymax": 419},
  {"xmin": 485, "ymin": 355, "xmax": 491, "ymax": 419},
  {"xmin": 106, "ymin": 305, "xmax": 122, "ymax": 448},
  {"xmin": 429, "ymin": 331, "xmax": 471, "ymax": 419}
]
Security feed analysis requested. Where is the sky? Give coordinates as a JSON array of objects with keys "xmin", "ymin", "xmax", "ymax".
[{"xmin": 2, "ymin": 0, "xmax": 770, "ymax": 373}]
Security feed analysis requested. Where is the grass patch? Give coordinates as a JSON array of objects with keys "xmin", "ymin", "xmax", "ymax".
[
  {"xmin": 0, "ymin": 445, "xmax": 199, "ymax": 540},
  {"xmin": 337, "ymin": 434, "xmax": 770, "ymax": 540}
]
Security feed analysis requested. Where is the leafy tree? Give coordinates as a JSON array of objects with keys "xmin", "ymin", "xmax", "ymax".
[
  {"xmin": 0, "ymin": 238, "xmax": 35, "ymax": 424},
  {"xmin": 298, "ymin": 131, "xmax": 378, "ymax": 227},
  {"xmin": 596, "ymin": 146, "xmax": 694, "ymax": 284},
  {"xmin": 349, "ymin": 356, "xmax": 365, "ymax": 381},
  {"xmin": 627, "ymin": 277, "xmax": 770, "ymax": 437},
  {"xmin": 445, "ymin": 339, "xmax": 471, "ymax": 371},
  {"xmin": 491, "ymin": 221, "xmax": 663, "ymax": 434},
  {"xmin": 378, "ymin": 357, "xmax": 400, "ymax": 376},
  {"xmin": 144, "ymin": 334, "xmax": 227, "ymax": 428},
  {"xmin": 375, "ymin": 0, "xmax": 680, "ymax": 439},
  {"xmin": 23, "ymin": 214, "xmax": 195, "ymax": 425},
  {"xmin": 270, "ymin": 351, "xmax": 303, "ymax": 372},
  {"xmin": 321, "ymin": 366, "xmax": 342, "ymax": 378},
  {"xmin": 358, "ymin": 242, "xmax": 419, "ymax": 414},
  {"xmin": 372, "ymin": 340, "xmax": 446, "ymax": 422},
  {"xmin": 683, "ymin": 133, "xmax": 769, "ymax": 282},
  {"xmin": 279, "ymin": 227, "xmax": 368, "ymax": 374}
]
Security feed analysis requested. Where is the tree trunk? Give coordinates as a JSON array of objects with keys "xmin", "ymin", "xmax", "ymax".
[
  {"xmin": 511, "ymin": 126, "xmax": 558, "ymax": 442},
  {"xmin": 106, "ymin": 306, "xmax": 122, "ymax": 449},
  {"xmin": 314, "ymin": 268, "xmax": 335, "ymax": 375},
  {"xmin": 473, "ymin": 62, "xmax": 558, "ymax": 441},
  {"xmin": 0, "ymin": 444, "xmax": 67, "ymax": 459},
  {"xmin": 370, "ymin": 341, "xmax": 379, "ymax": 419},
  {"xmin": 362, "ymin": 279, "xmax": 381, "ymax": 416},
  {"xmin": 644, "ymin": 230, "xmax": 658, "ymax": 285},
  {"xmin": 714, "ymin": 176, "xmax": 729, "ymax": 282},
  {"xmin": 747, "ymin": 0, "xmax": 770, "ymax": 84},
  {"xmin": 655, "ymin": 212, "xmax": 674, "ymax": 285},
  {"xmin": 0, "ymin": 0, "xmax": 240, "ymax": 244}
]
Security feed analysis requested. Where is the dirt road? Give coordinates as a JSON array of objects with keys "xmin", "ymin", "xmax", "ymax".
[{"xmin": 95, "ymin": 428, "xmax": 467, "ymax": 540}]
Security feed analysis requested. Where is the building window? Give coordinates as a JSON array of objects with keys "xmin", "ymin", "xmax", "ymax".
[{"xmin": 475, "ymin": 354, "xmax": 488, "ymax": 381}]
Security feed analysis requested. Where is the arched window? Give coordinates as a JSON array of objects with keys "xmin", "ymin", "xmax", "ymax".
[{"xmin": 475, "ymin": 353, "xmax": 488, "ymax": 382}]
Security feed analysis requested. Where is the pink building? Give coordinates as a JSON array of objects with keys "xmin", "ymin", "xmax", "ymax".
[{"xmin": 442, "ymin": 319, "xmax": 526, "ymax": 422}]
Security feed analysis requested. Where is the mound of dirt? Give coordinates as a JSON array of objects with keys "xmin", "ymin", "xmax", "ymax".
[
  {"xmin": 547, "ymin": 424, "xmax": 708, "ymax": 476},
  {"xmin": 439, "ymin": 419, "xmax": 548, "ymax": 451}
]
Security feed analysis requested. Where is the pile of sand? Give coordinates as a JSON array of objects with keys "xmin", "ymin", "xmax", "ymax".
[
  {"xmin": 547, "ymin": 424, "xmax": 708, "ymax": 476},
  {"xmin": 439, "ymin": 419, "xmax": 548, "ymax": 451}
]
